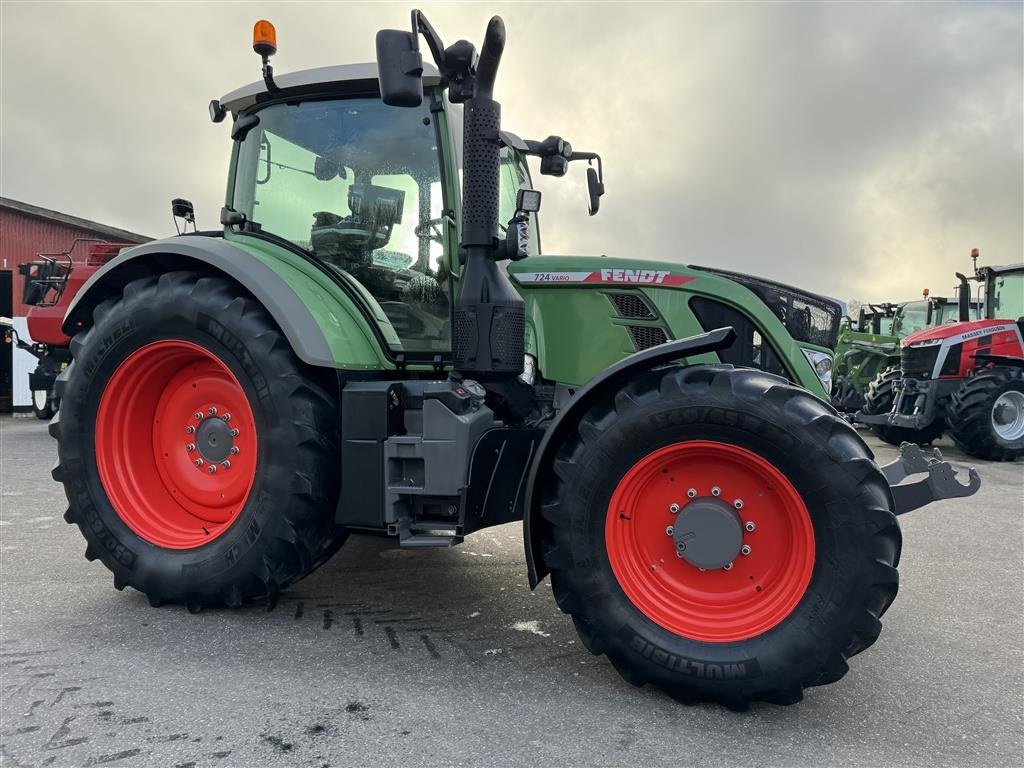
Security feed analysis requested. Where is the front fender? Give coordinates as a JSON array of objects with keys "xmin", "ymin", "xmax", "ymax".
[
  {"xmin": 63, "ymin": 235, "xmax": 392, "ymax": 370},
  {"xmin": 523, "ymin": 326, "xmax": 737, "ymax": 587}
]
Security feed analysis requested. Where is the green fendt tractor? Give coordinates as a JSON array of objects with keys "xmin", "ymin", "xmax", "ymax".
[
  {"xmin": 833, "ymin": 294, "xmax": 978, "ymax": 412},
  {"xmin": 832, "ymin": 302, "xmax": 901, "ymax": 412},
  {"xmin": 50, "ymin": 12, "xmax": 980, "ymax": 707}
]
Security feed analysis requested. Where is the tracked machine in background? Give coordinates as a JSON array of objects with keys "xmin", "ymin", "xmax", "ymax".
[
  {"xmin": 859, "ymin": 250, "xmax": 1024, "ymax": 459},
  {"xmin": 48, "ymin": 12, "xmax": 980, "ymax": 707}
]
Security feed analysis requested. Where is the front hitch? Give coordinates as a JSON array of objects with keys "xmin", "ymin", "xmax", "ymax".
[{"xmin": 880, "ymin": 443, "xmax": 981, "ymax": 515}]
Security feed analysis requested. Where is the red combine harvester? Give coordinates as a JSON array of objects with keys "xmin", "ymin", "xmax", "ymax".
[
  {"xmin": 10, "ymin": 240, "xmax": 130, "ymax": 418},
  {"xmin": 859, "ymin": 250, "xmax": 1024, "ymax": 459}
]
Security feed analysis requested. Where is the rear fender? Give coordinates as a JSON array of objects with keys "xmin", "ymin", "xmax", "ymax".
[
  {"xmin": 62, "ymin": 236, "xmax": 393, "ymax": 370},
  {"xmin": 523, "ymin": 327, "xmax": 737, "ymax": 587}
]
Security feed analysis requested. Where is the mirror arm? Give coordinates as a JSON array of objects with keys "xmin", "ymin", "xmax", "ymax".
[
  {"xmin": 412, "ymin": 9, "xmax": 448, "ymax": 74},
  {"xmin": 569, "ymin": 151, "xmax": 603, "ymax": 182}
]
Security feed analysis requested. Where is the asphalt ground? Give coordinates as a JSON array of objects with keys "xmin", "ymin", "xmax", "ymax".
[{"xmin": 1, "ymin": 415, "xmax": 1021, "ymax": 768}]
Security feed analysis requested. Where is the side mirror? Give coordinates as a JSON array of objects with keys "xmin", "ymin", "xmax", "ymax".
[
  {"xmin": 376, "ymin": 30, "xmax": 424, "ymax": 107},
  {"xmin": 587, "ymin": 167, "xmax": 604, "ymax": 216},
  {"xmin": 0, "ymin": 316, "xmax": 13, "ymax": 329}
]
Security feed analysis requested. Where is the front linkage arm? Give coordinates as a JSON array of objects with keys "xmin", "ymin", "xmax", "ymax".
[{"xmin": 879, "ymin": 443, "xmax": 981, "ymax": 515}]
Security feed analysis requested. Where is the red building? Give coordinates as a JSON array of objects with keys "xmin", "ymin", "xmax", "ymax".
[{"xmin": 1, "ymin": 197, "xmax": 150, "ymax": 411}]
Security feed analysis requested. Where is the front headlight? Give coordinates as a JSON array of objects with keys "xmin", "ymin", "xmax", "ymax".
[
  {"xmin": 801, "ymin": 348, "xmax": 834, "ymax": 392},
  {"xmin": 908, "ymin": 338, "xmax": 942, "ymax": 348}
]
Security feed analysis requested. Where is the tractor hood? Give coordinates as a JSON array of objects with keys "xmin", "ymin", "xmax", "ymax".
[
  {"xmin": 508, "ymin": 255, "xmax": 843, "ymax": 351},
  {"xmin": 902, "ymin": 319, "xmax": 1013, "ymax": 348}
]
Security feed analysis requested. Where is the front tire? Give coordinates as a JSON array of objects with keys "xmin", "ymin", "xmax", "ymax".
[
  {"xmin": 541, "ymin": 365, "xmax": 901, "ymax": 707},
  {"xmin": 945, "ymin": 367, "xmax": 1024, "ymax": 461},
  {"xmin": 32, "ymin": 388, "xmax": 55, "ymax": 420},
  {"xmin": 861, "ymin": 366, "xmax": 945, "ymax": 445},
  {"xmin": 51, "ymin": 271, "xmax": 346, "ymax": 609}
]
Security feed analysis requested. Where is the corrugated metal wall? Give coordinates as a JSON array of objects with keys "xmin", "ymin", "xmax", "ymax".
[
  {"xmin": 1, "ymin": 206, "xmax": 148, "ymax": 409},
  {"xmin": 0, "ymin": 208, "xmax": 126, "ymax": 316}
]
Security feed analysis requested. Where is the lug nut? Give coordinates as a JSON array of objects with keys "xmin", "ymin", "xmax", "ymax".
[
  {"xmin": 230, "ymin": 428, "xmax": 239, "ymax": 437},
  {"xmin": 723, "ymin": 562, "xmax": 733, "ymax": 571},
  {"xmin": 194, "ymin": 458, "xmax": 204, "ymax": 467},
  {"xmin": 669, "ymin": 503, "xmax": 680, "ymax": 514},
  {"xmin": 741, "ymin": 545, "xmax": 751, "ymax": 556},
  {"xmin": 208, "ymin": 407, "xmax": 217, "ymax": 416},
  {"xmin": 734, "ymin": 499, "xmax": 744, "ymax": 510},
  {"xmin": 676, "ymin": 551, "xmax": 685, "ymax": 559},
  {"xmin": 207, "ymin": 464, "xmax": 217, "ymax": 474},
  {"xmin": 185, "ymin": 425, "xmax": 195, "ymax": 435},
  {"xmin": 665, "ymin": 526, "xmax": 674, "ymax": 536},
  {"xmin": 186, "ymin": 443, "xmax": 196, "ymax": 452},
  {"xmin": 194, "ymin": 412, "xmax": 204, "ymax": 421},
  {"xmin": 229, "ymin": 446, "xmax": 239, "ymax": 455},
  {"xmin": 711, "ymin": 486, "xmax": 721, "ymax": 497},
  {"xmin": 686, "ymin": 488, "xmax": 697, "ymax": 499},
  {"xmin": 221, "ymin": 460, "xmax": 231, "ymax": 469},
  {"xmin": 745, "ymin": 521, "xmax": 756, "ymax": 532},
  {"xmin": 221, "ymin": 413, "xmax": 231, "ymax": 422}
]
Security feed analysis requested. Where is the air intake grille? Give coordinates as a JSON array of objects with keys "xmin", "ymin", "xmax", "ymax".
[
  {"xmin": 628, "ymin": 325, "xmax": 670, "ymax": 350},
  {"xmin": 901, "ymin": 345, "xmax": 940, "ymax": 379},
  {"xmin": 608, "ymin": 293, "xmax": 656, "ymax": 320}
]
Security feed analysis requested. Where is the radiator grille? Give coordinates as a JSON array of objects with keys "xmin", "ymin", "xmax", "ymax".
[{"xmin": 901, "ymin": 345, "xmax": 940, "ymax": 379}]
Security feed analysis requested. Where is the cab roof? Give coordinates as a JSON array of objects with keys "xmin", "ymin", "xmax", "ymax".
[{"xmin": 220, "ymin": 62, "xmax": 442, "ymax": 114}]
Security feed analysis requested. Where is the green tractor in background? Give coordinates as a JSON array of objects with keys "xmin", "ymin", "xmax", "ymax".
[
  {"xmin": 833, "ymin": 292, "xmax": 981, "ymax": 413},
  {"xmin": 49, "ymin": 12, "xmax": 979, "ymax": 707},
  {"xmin": 832, "ymin": 302, "xmax": 901, "ymax": 412}
]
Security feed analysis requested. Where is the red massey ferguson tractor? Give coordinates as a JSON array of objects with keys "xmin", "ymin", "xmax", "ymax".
[
  {"xmin": 8, "ymin": 240, "xmax": 130, "ymax": 418},
  {"xmin": 859, "ymin": 254, "xmax": 1024, "ymax": 460}
]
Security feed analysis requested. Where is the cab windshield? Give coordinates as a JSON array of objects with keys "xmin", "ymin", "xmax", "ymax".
[
  {"xmin": 989, "ymin": 272, "xmax": 1024, "ymax": 320},
  {"xmin": 231, "ymin": 97, "xmax": 450, "ymax": 353},
  {"xmin": 894, "ymin": 300, "xmax": 930, "ymax": 336}
]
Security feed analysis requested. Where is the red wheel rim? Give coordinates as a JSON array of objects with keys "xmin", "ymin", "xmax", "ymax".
[
  {"xmin": 605, "ymin": 441, "xmax": 814, "ymax": 642},
  {"xmin": 95, "ymin": 340, "xmax": 257, "ymax": 549}
]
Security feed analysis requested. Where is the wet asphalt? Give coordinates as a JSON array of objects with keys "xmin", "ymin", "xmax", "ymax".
[{"xmin": 1, "ymin": 415, "xmax": 1021, "ymax": 768}]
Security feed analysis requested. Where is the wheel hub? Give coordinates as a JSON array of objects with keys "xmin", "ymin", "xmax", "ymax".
[
  {"xmin": 95, "ymin": 340, "xmax": 257, "ymax": 549},
  {"xmin": 194, "ymin": 414, "xmax": 234, "ymax": 463},
  {"xmin": 671, "ymin": 497, "xmax": 743, "ymax": 570},
  {"xmin": 991, "ymin": 391, "xmax": 1024, "ymax": 441}
]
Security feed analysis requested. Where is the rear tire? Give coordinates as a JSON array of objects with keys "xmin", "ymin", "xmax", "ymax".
[
  {"xmin": 945, "ymin": 367, "xmax": 1024, "ymax": 461},
  {"xmin": 862, "ymin": 366, "xmax": 945, "ymax": 445},
  {"xmin": 51, "ymin": 271, "xmax": 346, "ymax": 609},
  {"xmin": 541, "ymin": 365, "xmax": 901, "ymax": 707}
]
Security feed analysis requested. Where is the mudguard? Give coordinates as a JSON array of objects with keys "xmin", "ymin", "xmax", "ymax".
[
  {"xmin": 523, "ymin": 326, "xmax": 737, "ymax": 587},
  {"xmin": 62, "ymin": 235, "xmax": 390, "ymax": 370}
]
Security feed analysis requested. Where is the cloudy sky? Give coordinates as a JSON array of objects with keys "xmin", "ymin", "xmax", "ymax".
[{"xmin": 2, "ymin": 1, "xmax": 1021, "ymax": 303}]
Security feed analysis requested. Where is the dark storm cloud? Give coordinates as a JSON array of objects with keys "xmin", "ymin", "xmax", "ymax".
[{"xmin": 1, "ymin": 2, "xmax": 1020, "ymax": 302}]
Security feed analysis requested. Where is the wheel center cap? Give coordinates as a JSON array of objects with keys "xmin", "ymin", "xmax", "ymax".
[
  {"xmin": 672, "ymin": 498, "xmax": 744, "ymax": 569},
  {"xmin": 195, "ymin": 417, "xmax": 233, "ymax": 463}
]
